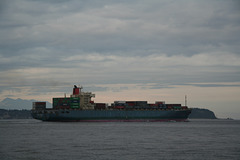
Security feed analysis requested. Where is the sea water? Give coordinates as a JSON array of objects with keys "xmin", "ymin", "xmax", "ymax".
[{"xmin": 0, "ymin": 119, "xmax": 239, "ymax": 160}]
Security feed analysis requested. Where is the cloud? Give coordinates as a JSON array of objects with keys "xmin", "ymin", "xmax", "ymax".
[
  {"xmin": 1, "ymin": 51, "xmax": 239, "ymax": 94},
  {"xmin": 0, "ymin": 0, "xmax": 240, "ymax": 118},
  {"xmin": 1, "ymin": 0, "xmax": 240, "ymax": 58}
]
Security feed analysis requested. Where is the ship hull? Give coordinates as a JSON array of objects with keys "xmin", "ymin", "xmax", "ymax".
[{"xmin": 31, "ymin": 109, "xmax": 192, "ymax": 122}]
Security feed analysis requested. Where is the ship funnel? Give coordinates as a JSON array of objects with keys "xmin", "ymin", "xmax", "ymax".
[{"xmin": 73, "ymin": 85, "xmax": 80, "ymax": 95}]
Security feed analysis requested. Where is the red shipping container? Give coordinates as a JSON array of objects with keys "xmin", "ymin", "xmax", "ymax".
[
  {"xmin": 126, "ymin": 101, "xmax": 135, "ymax": 106},
  {"xmin": 34, "ymin": 102, "xmax": 46, "ymax": 105},
  {"xmin": 181, "ymin": 106, "xmax": 188, "ymax": 109},
  {"xmin": 115, "ymin": 106, "xmax": 125, "ymax": 109},
  {"xmin": 155, "ymin": 101, "xmax": 165, "ymax": 104}
]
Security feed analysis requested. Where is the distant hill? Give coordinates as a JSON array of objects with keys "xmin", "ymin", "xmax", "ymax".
[
  {"xmin": 189, "ymin": 108, "xmax": 217, "ymax": 119},
  {"xmin": 0, "ymin": 109, "xmax": 32, "ymax": 119},
  {"xmin": 0, "ymin": 98, "xmax": 52, "ymax": 110}
]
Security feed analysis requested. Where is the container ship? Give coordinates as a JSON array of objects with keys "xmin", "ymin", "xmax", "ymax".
[{"xmin": 31, "ymin": 85, "xmax": 191, "ymax": 122}]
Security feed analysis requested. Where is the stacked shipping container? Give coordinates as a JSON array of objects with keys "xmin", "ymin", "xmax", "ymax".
[
  {"xmin": 52, "ymin": 97, "xmax": 186, "ymax": 110},
  {"xmin": 109, "ymin": 101, "xmax": 186, "ymax": 110},
  {"xmin": 94, "ymin": 103, "xmax": 107, "ymax": 110},
  {"xmin": 70, "ymin": 97, "xmax": 80, "ymax": 109},
  {"xmin": 32, "ymin": 102, "xmax": 46, "ymax": 110},
  {"xmin": 53, "ymin": 97, "xmax": 80, "ymax": 109},
  {"xmin": 166, "ymin": 104, "xmax": 182, "ymax": 109}
]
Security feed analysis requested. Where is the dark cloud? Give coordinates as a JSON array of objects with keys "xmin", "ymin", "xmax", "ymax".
[
  {"xmin": 1, "ymin": 0, "xmax": 239, "ymax": 57},
  {"xmin": 0, "ymin": 0, "xmax": 240, "ymax": 98}
]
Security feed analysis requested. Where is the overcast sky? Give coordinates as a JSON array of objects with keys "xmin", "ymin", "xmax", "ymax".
[{"xmin": 0, "ymin": 0, "xmax": 240, "ymax": 118}]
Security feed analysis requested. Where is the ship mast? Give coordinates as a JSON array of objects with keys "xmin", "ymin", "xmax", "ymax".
[
  {"xmin": 185, "ymin": 95, "xmax": 187, "ymax": 106},
  {"xmin": 80, "ymin": 86, "xmax": 83, "ymax": 93}
]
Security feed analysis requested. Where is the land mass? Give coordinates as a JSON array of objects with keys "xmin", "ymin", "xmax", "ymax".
[
  {"xmin": 0, "ymin": 109, "xmax": 32, "ymax": 119},
  {"xmin": 188, "ymin": 108, "xmax": 217, "ymax": 119}
]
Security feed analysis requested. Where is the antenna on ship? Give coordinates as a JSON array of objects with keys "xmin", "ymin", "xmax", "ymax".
[
  {"xmin": 185, "ymin": 95, "xmax": 187, "ymax": 106},
  {"xmin": 79, "ymin": 85, "xmax": 83, "ymax": 93}
]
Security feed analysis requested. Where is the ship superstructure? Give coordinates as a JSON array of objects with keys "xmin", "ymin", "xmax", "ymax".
[{"xmin": 52, "ymin": 85, "xmax": 95, "ymax": 110}]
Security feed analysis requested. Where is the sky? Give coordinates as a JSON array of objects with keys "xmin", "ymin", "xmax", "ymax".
[{"xmin": 0, "ymin": 0, "xmax": 240, "ymax": 119}]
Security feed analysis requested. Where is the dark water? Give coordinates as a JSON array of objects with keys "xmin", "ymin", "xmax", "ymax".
[{"xmin": 0, "ymin": 119, "xmax": 239, "ymax": 160}]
